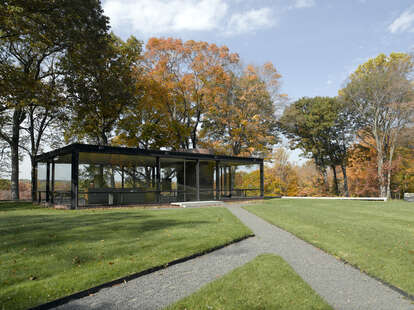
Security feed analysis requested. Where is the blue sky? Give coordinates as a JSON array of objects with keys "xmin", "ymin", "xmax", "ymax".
[
  {"xmin": 18, "ymin": 1, "xmax": 414, "ymax": 178},
  {"xmin": 102, "ymin": 0, "xmax": 414, "ymax": 101}
]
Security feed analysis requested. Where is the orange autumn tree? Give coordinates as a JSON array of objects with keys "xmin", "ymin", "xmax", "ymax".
[
  {"xmin": 347, "ymin": 140, "xmax": 380, "ymax": 197},
  {"xmin": 115, "ymin": 71, "xmax": 179, "ymax": 150},
  {"xmin": 200, "ymin": 62, "xmax": 283, "ymax": 157},
  {"xmin": 347, "ymin": 126, "xmax": 414, "ymax": 197},
  {"xmin": 137, "ymin": 37, "xmax": 239, "ymax": 150},
  {"xmin": 391, "ymin": 126, "xmax": 414, "ymax": 196},
  {"xmin": 293, "ymin": 161, "xmax": 328, "ymax": 196},
  {"xmin": 235, "ymin": 148, "xmax": 300, "ymax": 196},
  {"xmin": 392, "ymin": 147, "xmax": 414, "ymax": 196},
  {"xmin": 116, "ymin": 37, "xmax": 283, "ymax": 158}
]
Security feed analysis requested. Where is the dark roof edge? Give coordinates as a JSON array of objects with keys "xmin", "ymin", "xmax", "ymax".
[{"xmin": 35, "ymin": 143, "xmax": 263, "ymax": 163}]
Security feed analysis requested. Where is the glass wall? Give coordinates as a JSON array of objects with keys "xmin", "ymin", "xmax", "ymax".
[
  {"xmin": 78, "ymin": 152, "xmax": 157, "ymax": 205},
  {"xmin": 159, "ymin": 159, "xmax": 215, "ymax": 202},
  {"xmin": 37, "ymin": 163, "xmax": 47, "ymax": 202},
  {"xmin": 232, "ymin": 164, "xmax": 261, "ymax": 197},
  {"xmin": 36, "ymin": 149, "xmax": 263, "ymax": 207},
  {"xmin": 160, "ymin": 158, "xmax": 184, "ymax": 202},
  {"xmin": 53, "ymin": 163, "xmax": 71, "ymax": 205},
  {"xmin": 199, "ymin": 160, "xmax": 215, "ymax": 200}
]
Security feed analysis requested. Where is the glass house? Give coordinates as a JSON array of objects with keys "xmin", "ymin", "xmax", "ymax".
[{"xmin": 35, "ymin": 143, "xmax": 264, "ymax": 209}]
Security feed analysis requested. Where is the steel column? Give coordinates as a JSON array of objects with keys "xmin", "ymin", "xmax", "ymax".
[
  {"xmin": 196, "ymin": 159, "xmax": 200, "ymax": 201},
  {"xmin": 215, "ymin": 161, "xmax": 220, "ymax": 200},
  {"xmin": 33, "ymin": 161, "xmax": 38, "ymax": 203},
  {"xmin": 229, "ymin": 166, "xmax": 232, "ymax": 197},
  {"xmin": 121, "ymin": 166, "xmax": 124, "ymax": 189},
  {"xmin": 51, "ymin": 161, "xmax": 55, "ymax": 203},
  {"xmin": 260, "ymin": 162, "xmax": 264, "ymax": 198},
  {"xmin": 151, "ymin": 166, "xmax": 156, "ymax": 187},
  {"xmin": 183, "ymin": 160, "xmax": 186, "ymax": 201},
  {"xmin": 46, "ymin": 162, "xmax": 50, "ymax": 202},
  {"xmin": 156, "ymin": 157, "xmax": 161, "ymax": 202},
  {"xmin": 71, "ymin": 152, "xmax": 79, "ymax": 209}
]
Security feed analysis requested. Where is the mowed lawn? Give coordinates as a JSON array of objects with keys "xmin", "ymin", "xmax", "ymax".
[
  {"xmin": 245, "ymin": 199, "xmax": 414, "ymax": 295},
  {"xmin": 168, "ymin": 254, "xmax": 332, "ymax": 310},
  {"xmin": 0, "ymin": 202, "xmax": 251, "ymax": 310}
]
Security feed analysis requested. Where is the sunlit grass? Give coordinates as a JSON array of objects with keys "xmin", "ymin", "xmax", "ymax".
[
  {"xmin": 245, "ymin": 199, "xmax": 414, "ymax": 295},
  {"xmin": 167, "ymin": 254, "xmax": 332, "ymax": 310}
]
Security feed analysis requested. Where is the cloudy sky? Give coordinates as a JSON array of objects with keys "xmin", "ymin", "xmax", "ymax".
[
  {"xmin": 102, "ymin": 0, "xmax": 414, "ymax": 100},
  {"xmin": 18, "ymin": 1, "xmax": 414, "ymax": 177}
]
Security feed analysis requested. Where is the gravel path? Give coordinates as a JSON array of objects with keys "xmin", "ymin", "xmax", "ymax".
[
  {"xmin": 54, "ymin": 205, "xmax": 414, "ymax": 310},
  {"xmin": 228, "ymin": 206, "xmax": 413, "ymax": 310}
]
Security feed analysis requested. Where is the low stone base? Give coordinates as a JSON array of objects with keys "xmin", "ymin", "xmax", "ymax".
[
  {"xmin": 404, "ymin": 193, "xmax": 414, "ymax": 202},
  {"xmin": 171, "ymin": 201, "xmax": 224, "ymax": 208}
]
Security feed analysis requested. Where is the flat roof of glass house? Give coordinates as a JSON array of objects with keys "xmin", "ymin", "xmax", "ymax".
[{"xmin": 35, "ymin": 143, "xmax": 263, "ymax": 165}]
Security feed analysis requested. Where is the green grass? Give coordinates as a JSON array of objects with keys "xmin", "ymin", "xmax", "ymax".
[
  {"xmin": 244, "ymin": 199, "xmax": 414, "ymax": 295},
  {"xmin": 167, "ymin": 254, "xmax": 332, "ymax": 310},
  {"xmin": 0, "ymin": 201, "xmax": 40, "ymax": 211},
  {"xmin": 0, "ymin": 203, "xmax": 251, "ymax": 310}
]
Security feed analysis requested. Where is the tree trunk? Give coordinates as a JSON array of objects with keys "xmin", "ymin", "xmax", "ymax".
[
  {"xmin": 331, "ymin": 165, "xmax": 339, "ymax": 196},
  {"xmin": 110, "ymin": 167, "xmax": 115, "ymax": 188},
  {"xmin": 341, "ymin": 163, "xmax": 349, "ymax": 197},
  {"xmin": 320, "ymin": 167, "xmax": 329, "ymax": 193},
  {"xmin": 10, "ymin": 109, "xmax": 23, "ymax": 201},
  {"xmin": 31, "ymin": 156, "xmax": 37, "ymax": 202},
  {"xmin": 98, "ymin": 165, "xmax": 105, "ymax": 188},
  {"xmin": 10, "ymin": 137, "xmax": 19, "ymax": 201},
  {"xmin": 386, "ymin": 144, "xmax": 396, "ymax": 200},
  {"xmin": 377, "ymin": 151, "xmax": 386, "ymax": 197}
]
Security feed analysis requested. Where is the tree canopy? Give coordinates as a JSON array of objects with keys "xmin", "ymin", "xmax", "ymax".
[
  {"xmin": 279, "ymin": 96, "xmax": 355, "ymax": 195},
  {"xmin": 339, "ymin": 52, "xmax": 414, "ymax": 198}
]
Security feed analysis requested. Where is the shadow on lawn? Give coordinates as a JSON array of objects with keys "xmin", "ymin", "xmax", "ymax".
[
  {"xmin": 0, "ymin": 211, "xmax": 212, "ymax": 253},
  {"xmin": 0, "ymin": 201, "xmax": 39, "ymax": 211}
]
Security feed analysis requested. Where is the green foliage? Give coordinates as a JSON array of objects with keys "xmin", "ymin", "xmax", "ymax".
[
  {"xmin": 0, "ymin": 204, "xmax": 251, "ymax": 310},
  {"xmin": 64, "ymin": 34, "xmax": 143, "ymax": 145},
  {"xmin": 0, "ymin": 179, "xmax": 10, "ymax": 190},
  {"xmin": 168, "ymin": 254, "xmax": 332, "ymax": 310},
  {"xmin": 279, "ymin": 96, "xmax": 354, "ymax": 167},
  {"xmin": 0, "ymin": 0, "xmax": 109, "ymax": 106},
  {"xmin": 279, "ymin": 96, "xmax": 355, "ymax": 195},
  {"xmin": 0, "ymin": 0, "xmax": 111, "ymax": 199}
]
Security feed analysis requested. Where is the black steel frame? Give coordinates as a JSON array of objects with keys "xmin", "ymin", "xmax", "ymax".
[{"xmin": 34, "ymin": 143, "xmax": 265, "ymax": 209}]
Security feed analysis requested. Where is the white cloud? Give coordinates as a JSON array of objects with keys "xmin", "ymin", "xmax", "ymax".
[
  {"xmin": 291, "ymin": 0, "xmax": 315, "ymax": 9},
  {"xmin": 388, "ymin": 6, "xmax": 414, "ymax": 33},
  {"xmin": 226, "ymin": 8, "xmax": 276, "ymax": 35},
  {"xmin": 103, "ymin": 0, "xmax": 276, "ymax": 36},
  {"xmin": 103, "ymin": 0, "xmax": 227, "ymax": 34}
]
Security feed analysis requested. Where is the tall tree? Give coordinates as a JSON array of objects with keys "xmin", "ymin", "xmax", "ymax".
[
  {"xmin": 201, "ymin": 63, "xmax": 281, "ymax": 156},
  {"xmin": 0, "ymin": 139, "xmax": 10, "ymax": 177},
  {"xmin": 114, "ymin": 76, "xmax": 177, "ymax": 150},
  {"xmin": 64, "ymin": 34, "xmax": 142, "ymax": 146},
  {"xmin": 19, "ymin": 75, "xmax": 67, "ymax": 201},
  {"xmin": 279, "ymin": 97, "xmax": 355, "ymax": 196},
  {"xmin": 0, "ymin": 0, "xmax": 110, "ymax": 200},
  {"xmin": 340, "ymin": 53, "xmax": 414, "ymax": 198},
  {"xmin": 143, "ymin": 38, "xmax": 239, "ymax": 150}
]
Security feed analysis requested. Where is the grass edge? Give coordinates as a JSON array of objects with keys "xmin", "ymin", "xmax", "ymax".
[
  {"xmin": 242, "ymin": 205, "xmax": 414, "ymax": 302},
  {"xmin": 28, "ymin": 234, "xmax": 254, "ymax": 310}
]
